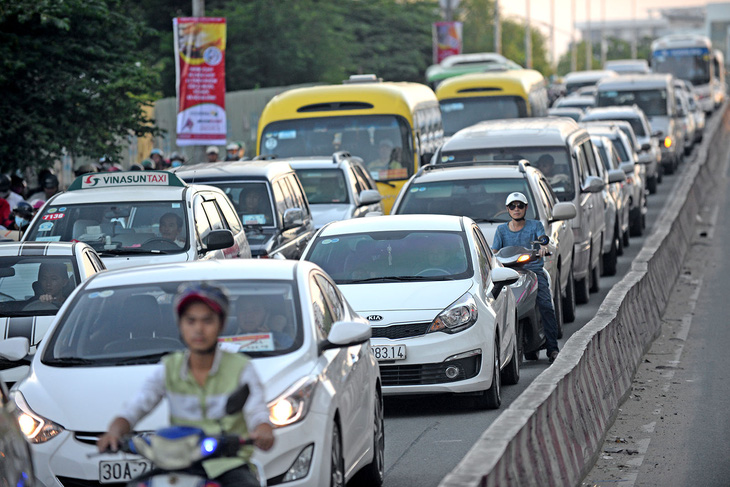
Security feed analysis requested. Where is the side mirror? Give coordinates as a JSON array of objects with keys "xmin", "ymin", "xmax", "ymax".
[
  {"xmin": 204, "ymin": 229, "xmax": 235, "ymax": 251},
  {"xmin": 283, "ymin": 208, "xmax": 304, "ymax": 229},
  {"xmin": 620, "ymin": 161, "xmax": 635, "ymax": 174},
  {"xmin": 421, "ymin": 152, "xmax": 434, "ymax": 166},
  {"xmin": 491, "ymin": 267, "xmax": 520, "ymax": 299},
  {"xmin": 358, "ymin": 189, "xmax": 382, "ymax": 206},
  {"xmin": 550, "ymin": 202, "xmax": 577, "ymax": 221},
  {"xmin": 607, "ymin": 169, "xmax": 626, "ymax": 184},
  {"xmin": 581, "ymin": 175, "xmax": 605, "ymax": 193},
  {"xmin": 0, "ymin": 337, "xmax": 30, "ymax": 363},
  {"xmin": 641, "ymin": 143, "xmax": 651, "ymax": 152},
  {"xmin": 320, "ymin": 320, "xmax": 371, "ymax": 353},
  {"xmin": 652, "ymin": 130, "xmax": 664, "ymax": 139}
]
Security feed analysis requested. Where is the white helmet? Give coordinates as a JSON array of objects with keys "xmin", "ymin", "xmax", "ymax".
[{"xmin": 505, "ymin": 192, "xmax": 528, "ymax": 206}]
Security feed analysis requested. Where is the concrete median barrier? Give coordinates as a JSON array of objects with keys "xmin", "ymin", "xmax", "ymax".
[{"xmin": 440, "ymin": 102, "xmax": 730, "ymax": 487}]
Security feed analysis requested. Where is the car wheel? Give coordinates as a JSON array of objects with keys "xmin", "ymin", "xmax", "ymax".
[
  {"xmin": 657, "ymin": 164, "xmax": 664, "ymax": 184},
  {"xmin": 602, "ymin": 232, "xmax": 618, "ymax": 276},
  {"xmin": 623, "ymin": 226, "xmax": 630, "ymax": 248},
  {"xmin": 664, "ymin": 160, "xmax": 675, "ymax": 175},
  {"xmin": 352, "ymin": 393, "xmax": 385, "ymax": 486},
  {"xmin": 501, "ymin": 316, "xmax": 521, "ymax": 386},
  {"xmin": 647, "ymin": 174, "xmax": 658, "ymax": 194},
  {"xmin": 616, "ymin": 221, "xmax": 624, "ymax": 256},
  {"xmin": 553, "ymin": 270, "xmax": 564, "ymax": 339},
  {"xmin": 589, "ymin": 255, "xmax": 601, "ymax": 293},
  {"xmin": 525, "ymin": 350, "xmax": 540, "ymax": 360},
  {"xmin": 330, "ymin": 422, "xmax": 345, "ymax": 487},
  {"xmin": 630, "ymin": 211, "xmax": 644, "ymax": 237},
  {"xmin": 562, "ymin": 267, "xmax": 576, "ymax": 323},
  {"xmin": 475, "ymin": 340, "xmax": 501, "ymax": 410},
  {"xmin": 574, "ymin": 272, "xmax": 590, "ymax": 305}
]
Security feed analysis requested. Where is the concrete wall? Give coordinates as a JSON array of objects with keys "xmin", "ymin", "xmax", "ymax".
[{"xmin": 439, "ymin": 102, "xmax": 729, "ymax": 487}]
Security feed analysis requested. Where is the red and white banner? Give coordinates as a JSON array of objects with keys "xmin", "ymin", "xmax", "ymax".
[
  {"xmin": 433, "ymin": 21, "xmax": 463, "ymax": 64},
  {"xmin": 173, "ymin": 17, "xmax": 227, "ymax": 146}
]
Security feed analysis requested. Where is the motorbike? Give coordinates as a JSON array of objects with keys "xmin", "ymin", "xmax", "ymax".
[
  {"xmin": 94, "ymin": 384, "xmax": 265, "ymax": 487},
  {"xmin": 495, "ymin": 235, "xmax": 550, "ymax": 361}
]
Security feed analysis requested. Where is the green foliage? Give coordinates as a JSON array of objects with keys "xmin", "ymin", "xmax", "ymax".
[
  {"xmin": 557, "ymin": 37, "xmax": 654, "ymax": 76},
  {"xmin": 0, "ymin": 0, "xmax": 160, "ymax": 170}
]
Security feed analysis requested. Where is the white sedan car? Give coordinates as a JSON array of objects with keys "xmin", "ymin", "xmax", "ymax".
[
  {"xmin": 302, "ymin": 215, "xmax": 520, "ymax": 409},
  {"xmin": 0, "ymin": 260, "xmax": 383, "ymax": 487}
]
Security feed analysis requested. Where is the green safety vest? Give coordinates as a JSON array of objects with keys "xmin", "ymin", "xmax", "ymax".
[{"xmin": 162, "ymin": 350, "xmax": 253, "ymax": 479}]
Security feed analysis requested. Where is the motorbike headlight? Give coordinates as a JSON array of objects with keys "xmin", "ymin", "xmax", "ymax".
[
  {"xmin": 268, "ymin": 376, "xmax": 318, "ymax": 427},
  {"xmin": 11, "ymin": 391, "xmax": 64, "ymax": 443},
  {"xmin": 664, "ymin": 136, "xmax": 673, "ymax": 148},
  {"xmin": 428, "ymin": 293, "xmax": 478, "ymax": 334}
]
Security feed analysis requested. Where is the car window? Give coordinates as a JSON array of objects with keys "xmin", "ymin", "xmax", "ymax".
[
  {"xmin": 0, "ymin": 257, "xmax": 78, "ymax": 318},
  {"xmin": 307, "ymin": 230, "xmax": 473, "ymax": 284},
  {"xmin": 287, "ymin": 175, "xmax": 309, "ymax": 213},
  {"xmin": 471, "ymin": 227, "xmax": 490, "ymax": 290},
  {"xmin": 215, "ymin": 194, "xmax": 243, "ymax": 234},
  {"xmin": 576, "ymin": 146, "xmax": 589, "ymax": 182},
  {"xmin": 193, "ymin": 197, "xmax": 213, "ymax": 242},
  {"xmin": 87, "ymin": 250, "xmax": 105, "ymax": 272},
  {"xmin": 537, "ymin": 178, "xmax": 554, "ymax": 213},
  {"xmin": 314, "ymin": 274, "xmax": 344, "ymax": 322},
  {"xmin": 349, "ymin": 166, "xmax": 366, "ymax": 194},
  {"xmin": 81, "ymin": 251, "xmax": 97, "ymax": 276},
  {"xmin": 272, "ymin": 180, "xmax": 288, "ymax": 218},
  {"xmin": 295, "ymin": 168, "xmax": 349, "ymax": 204},
  {"xmin": 277, "ymin": 178, "xmax": 296, "ymax": 210},
  {"xmin": 201, "ymin": 200, "xmax": 225, "ymax": 231},
  {"xmin": 353, "ymin": 164, "xmax": 377, "ymax": 191},
  {"xmin": 310, "ymin": 274, "xmax": 335, "ymax": 340},
  {"xmin": 582, "ymin": 141, "xmax": 601, "ymax": 177}
]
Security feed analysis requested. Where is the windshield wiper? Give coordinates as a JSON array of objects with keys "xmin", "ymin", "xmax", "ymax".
[
  {"xmin": 472, "ymin": 218, "xmax": 502, "ymax": 223},
  {"xmin": 343, "ymin": 275, "xmax": 455, "ymax": 283},
  {"xmin": 111, "ymin": 352, "xmax": 170, "ymax": 365},
  {"xmin": 44, "ymin": 357, "xmax": 96, "ymax": 366},
  {"xmin": 98, "ymin": 248, "xmax": 174, "ymax": 256}
]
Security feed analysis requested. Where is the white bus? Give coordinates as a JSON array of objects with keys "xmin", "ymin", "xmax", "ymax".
[{"xmin": 651, "ymin": 35, "xmax": 720, "ymax": 113}]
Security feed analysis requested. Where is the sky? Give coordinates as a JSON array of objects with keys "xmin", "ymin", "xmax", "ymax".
[{"xmin": 498, "ymin": 0, "xmax": 710, "ymax": 61}]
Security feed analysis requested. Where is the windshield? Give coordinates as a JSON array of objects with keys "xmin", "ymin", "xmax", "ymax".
[
  {"xmin": 42, "ymin": 280, "xmax": 301, "ymax": 365},
  {"xmin": 26, "ymin": 202, "xmax": 189, "ymax": 256},
  {"xmin": 597, "ymin": 89, "xmax": 668, "ymax": 117},
  {"xmin": 260, "ymin": 115, "xmax": 414, "ymax": 182},
  {"xmin": 439, "ymin": 146, "xmax": 575, "ymax": 202},
  {"xmin": 652, "ymin": 48, "xmax": 711, "ymax": 85},
  {"xmin": 0, "ymin": 257, "xmax": 78, "ymax": 317},
  {"xmin": 203, "ymin": 182, "xmax": 275, "ymax": 229},
  {"xmin": 440, "ymin": 97, "xmax": 527, "ymax": 136},
  {"xmin": 307, "ymin": 231, "xmax": 472, "ymax": 284},
  {"xmin": 396, "ymin": 178, "xmax": 537, "ymax": 223},
  {"xmin": 294, "ymin": 169, "xmax": 349, "ymax": 204}
]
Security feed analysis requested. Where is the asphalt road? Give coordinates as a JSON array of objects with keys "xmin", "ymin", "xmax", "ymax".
[
  {"xmin": 379, "ymin": 130, "xmax": 707, "ymax": 487},
  {"xmin": 583, "ymin": 118, "xmax": 730, "ymax": 487}
]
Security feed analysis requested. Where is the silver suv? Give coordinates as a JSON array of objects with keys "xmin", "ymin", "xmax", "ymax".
[
  {"xmin": 433, "ymin": 118, "xmax": 607, "ymax": 305},
  {"xmin": 391, "ymin": 160, "xmax": 577, "ymax": 328},
  {"xmin": 580, "ymin": 105, "xmax": 660, "ymax": 194}
]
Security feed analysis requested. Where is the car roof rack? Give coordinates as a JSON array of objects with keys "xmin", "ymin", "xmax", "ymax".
[
  {"xmin": 332, "ymin": 151, "xmax": 352, "ymax": 164},
  {"xmin": 252, "ymin": 154, "xmax": 278, "ymax": 161},
  {"xmin": 417, "ymin": 159, "xmax": 530, "ymax": 177}
]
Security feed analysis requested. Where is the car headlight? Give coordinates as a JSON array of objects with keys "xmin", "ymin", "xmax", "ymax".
[
  {"xmin": 664, "ymin": 136, "xmax": 673, "ymax": 148},
  {"xmin": 267, "ymin": 376, "xmax": 318, "ymax": 427},
  {"xmin": 427, "ymin": 293, "xmax": 478, "ymax": 334},
  {"xmin": 11, "ymin": 391, "xmax": 64, "ymax": 443}
]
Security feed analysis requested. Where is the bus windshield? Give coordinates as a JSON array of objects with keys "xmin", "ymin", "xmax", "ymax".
[
  {"xmin": 440, "ymin": 97, "xmax": 527, "ymax": 136},
  {"xmin": 652, "ymin": 48, "xmax": 711, "ymax": 85},
  {"xmin": 260, "ymin": 115, "xmax": 414, "ymax": 182}
]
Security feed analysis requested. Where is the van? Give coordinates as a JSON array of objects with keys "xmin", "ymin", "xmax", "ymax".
[
  {"xmin": 434, "ymin": 118, "xmax": 606, "ymax": 305},
  {"xmin": 436, "ymin": 69, "xmax": 549, "ymax": 136},
  {"xmin": 595, "ymin": 74, "xmax": 684, "ymax": 174},
  {"xmin": 174, "ymin": 160, "xmax": 315, "ymax": 259},
  {"xmin": 563, "ymin": 70, "xmax": 618, "ymax": 96}
]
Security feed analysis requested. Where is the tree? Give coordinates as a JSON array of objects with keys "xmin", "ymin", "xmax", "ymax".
[{"xmin": 0, "ymin": 0, "xmax": 160, "ymax": 171}]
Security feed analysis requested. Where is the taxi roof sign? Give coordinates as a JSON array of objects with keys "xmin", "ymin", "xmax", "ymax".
[{"xmin": 67, "ymin": 171, "xmax": 187, "ymax": 191}]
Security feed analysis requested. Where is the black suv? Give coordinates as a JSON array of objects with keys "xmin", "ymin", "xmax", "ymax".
[{"xmin": 174, "ymin": 161, "xmax": 315, "ymax": 259}]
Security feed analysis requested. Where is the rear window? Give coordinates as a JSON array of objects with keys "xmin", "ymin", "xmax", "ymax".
[{"xmin": 597, "ymin": 89, "xmax": 668, "ymax": 117}]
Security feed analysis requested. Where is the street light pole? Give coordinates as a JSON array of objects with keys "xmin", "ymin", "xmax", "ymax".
[
  {"xmin": 193, "ymin": 0, "xmax": 204, "ymax": 17},
  {"xmin": 495, "ymin": 1, "xmax": 502, "ymax": 55},
  {"xmin": 571, "ymin": 0, "xmax": 577, "ymax": 72},
  {"xmin": 586, "ymin": 0, "xmax": 592, "ymax": 70},
  {"xmin": 600, "ymin": 0, "xmax": 606, "ymax": 67},
  {"xmin": 525, "ymin": 0, "xmax": 532, "ymax": 68},
  {"xmin": 550, "ymin": 0, "xmax": 556, "ymax": 69}
]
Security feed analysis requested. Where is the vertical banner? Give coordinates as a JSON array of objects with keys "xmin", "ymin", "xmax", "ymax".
[
  {"xmin": 173, "ymin": 17, "xmax": 227, "ymax": 146},
  {"xmin": 433, "ymin": 21, "xmax": 463, "ymax": 64}
]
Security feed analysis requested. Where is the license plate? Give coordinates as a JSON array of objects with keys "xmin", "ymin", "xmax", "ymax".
[
  {"xmin": 99, "ymin": 460, "xmax": 152, "ymax": 484},
  {"xmin": 371, "ymin": 344, "xmax": 406, "ymax": 361}
]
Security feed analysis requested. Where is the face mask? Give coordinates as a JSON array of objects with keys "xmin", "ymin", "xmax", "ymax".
[
  {"xmin": 172, "ymin": 161, "xmax": 182, "ymax": 168},
  {"xmin": 15, "ymin": 216, "xmax": 29, "ymax": 228}
]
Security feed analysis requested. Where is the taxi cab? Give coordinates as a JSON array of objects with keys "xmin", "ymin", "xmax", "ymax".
[{"xmin": 21, "ymin": 171, "xmax": 250, "ymax": 270}]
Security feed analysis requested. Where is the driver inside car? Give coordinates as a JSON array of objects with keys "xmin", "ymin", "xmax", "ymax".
[
  {"xmin": 23, "ymin": 262, "xmax": 72, "ymax": 311},
  {"xmin": 158, "ymin": 212, "xmax": 185, "ymax": 247}
]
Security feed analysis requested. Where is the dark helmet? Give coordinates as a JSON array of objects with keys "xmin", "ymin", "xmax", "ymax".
[
  {"xmin": 129, "ymin": 163, "xmax": 144, "ymax": 171},
  {"xmin": 0, "ymin": 174, "xmax": 10, "ymax": 192},
  {"xmin": 42, "ymin": 174, "xmax": 59, "ymax": 190},
  {"xmin": 13, "ymin": 201, "xmax": 34, "ymax": 220}
]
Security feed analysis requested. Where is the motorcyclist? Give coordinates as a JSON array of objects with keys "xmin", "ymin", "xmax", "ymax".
[
  {"xmin": 491, "ymin": 192, "xmax": 560, "ymax": 364},
  {"xmin": 97, "ymin": 282, "xmax": 275, "ymax": 486}
]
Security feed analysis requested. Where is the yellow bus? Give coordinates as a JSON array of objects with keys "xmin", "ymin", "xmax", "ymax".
[
  {"xmin": 436, "ymin": 69, "xmax": 549, "ymax": 137},
  {"xmin": 256, "ymin": 75, "xmax": 443, "ymax": 213}
]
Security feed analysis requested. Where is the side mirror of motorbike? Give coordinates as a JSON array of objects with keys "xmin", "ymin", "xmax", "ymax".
[
  {"xmin": 225, "ymin": 384, "xmax": 250, "ymax": 415},
  {"xmin": 534, "ymin": 235, "xmax": 550, "ymax": 246}
]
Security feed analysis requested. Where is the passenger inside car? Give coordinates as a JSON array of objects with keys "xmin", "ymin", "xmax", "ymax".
[
  {"xmin": 238, "ymin": 186, "xmax": 273, "ymax": 225},
  {"xmin": 234, "ymin": 294, "xmax": 293, "ymax": 348},
  {"xmin": 24, "ymin": 262, "xmax": 73, "ymax": 310}
]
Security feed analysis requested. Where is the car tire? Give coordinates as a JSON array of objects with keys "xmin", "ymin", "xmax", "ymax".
[
  {"xmin": 330, "ymin": 421, "xmax": 345, "ymax": 487},
  {"xmin": 657, "ymin": 164, "xmax": 664, "ymax": 184},
  {"xmin": 553, "ymin": 271, "xmax": 564, "ymax": 339},
  {"xmin": 562, "ymin": 267, "xmax": 576, "ymax": 323},
  {"xmin": 647, "ymin": 174, "xmax": 658, "ymax": 194},
  {"xmin": 525, "ymin": 350, "xmax": 540, "ymax": 361},
  {"xmin": 617, "ymin": 223, "xmax": 625, "ymax": 256},
  {"xmin": 623, "ymin": 227, "xmax": 630, "ymax": 248},
  {"xmin": 574, "ymin": 272, "xmax": 590, "ymax": 305},
  {"xmin": 476, "ymin": 340, "xmax": 501, "ymax": 410},
  {"xmin": 602, "ymin": 231, "xmax": 618, "ymax": 276},
  {"xmin": 589, "ymin": 250, "xmax": 601, "ymax": 293},
  {"xmin": 630, "ymin": 212, "xmax": 644, "ymax": 237},
  {"xmin": 351, "ymin": 393, "xmax": 385, "ymax": 487},
  {"xmin": 501, "ymin": 318, "xmax": 521, "ymax": 386}
]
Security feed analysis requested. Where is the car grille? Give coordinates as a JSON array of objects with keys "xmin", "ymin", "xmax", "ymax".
[
  {"xmin": 370, "ymin": 322, "xmax": 430, "ymax": 339},
  {"xmin": 380, "ymin": 355, "xmax": 481, "ymax": 386},
  {"xmin": 57, "ymin": 478, "xmax": 125, "ymax": 487}
]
